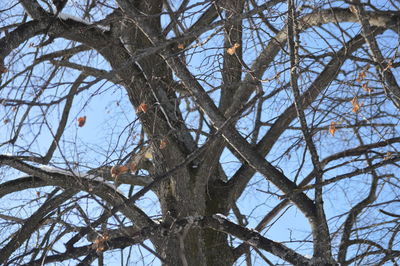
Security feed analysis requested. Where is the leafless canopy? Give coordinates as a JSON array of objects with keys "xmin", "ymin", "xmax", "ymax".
[{"xmin": 1, "ymin": 0, "xmax": 400, "ymax": 265}]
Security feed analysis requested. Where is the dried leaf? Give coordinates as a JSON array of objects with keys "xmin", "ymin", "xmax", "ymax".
[
  {"xmin": 349, "ymin": 5, "xmax": 358, "ymax": 14},
  {"xmin": 110, "ymin": 165, "xmax": 129, "ymax": 178},
  {"xmin": 227, "ymin": 43, "xmax": 240, "ymax": 55},
  {"xmin": 77, "ymin": 116, "xmax": 86, "ymax": 127},
  {"xmin": 92, "ymin": 234, "xmax": 109, "ymax": 253},
  {"xmin": 362, "ymin": 82, "xmax": 368, "ymax": 90},
  {"xmin": 356, "ymin": 71, "xmax": 366, "ymax": 83},
  {"xmin": 159, "ymin": 139, "xmax": 168, "ymax": 149},
  {"xmin": 362, "ymin": 82, "xmax": 373, "ymax": 93},
  {"xmin": 3, "ymin": 119, "xmax": 10, "ymax": 124},
  {"xmin": 110, "ymin": 166, "xmax": 118, "ymax": 178},
  {"xmin": 137, "ymin": 103, "xmax": 148, "ymax": 114},
  {"xmin": 119, "ymin": 165, "xmax": 129, "ymax": 173},
  {"xmin": 129, "ymin": 162, "xmax": 137, "ymax": 173},
  {"xmin": 144, "ymin": 149, "xmax": 153, "ymax": 159},
  {"xmin": 329, "ymin": 121, "xmax": 336, "ymax": 136},
  {"xmin": 384, "ymin": 151, "xmax": 393, "ymax": 160},
  {"xmin": 351, "ymin": 97, "xmax": 360, "ymax": 113},
  {"xmin": 177, "ymin": 43, "xmax": 185, "ymax": 49},
  {"xmin": 0, "ymin": 64, "xmax": 8, "ymax": 74}
]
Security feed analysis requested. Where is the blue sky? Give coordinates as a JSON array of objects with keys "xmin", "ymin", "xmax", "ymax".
[{"xmin": 1, "ymin": 0, "xmax": 400, "ymax": 265}]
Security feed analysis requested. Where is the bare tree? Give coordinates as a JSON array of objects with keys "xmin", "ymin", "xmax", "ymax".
[{"xmin": 1, "ymin": 0, "xmax": 400, "ymax": 265}]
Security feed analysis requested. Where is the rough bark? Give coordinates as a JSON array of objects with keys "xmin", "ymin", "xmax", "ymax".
[{"xmin": 1, "ymin": 1, "xmax": 400, "ymax": 265}]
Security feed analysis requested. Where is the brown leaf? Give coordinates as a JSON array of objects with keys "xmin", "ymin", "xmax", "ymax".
[
  {"xmin": 110, "ymin": 166, "xmax": 119, "ymax": 178},
  {"xmin": 177, "ymin": 43, "xmax": 185, "ymax": 49},
  {"xmin": 119, "ymin": 165, "xmax": 129, "ymax": 174},
  {"xmin": 159, "ymin": 139, "xmax": 168, "ymax": 149},
  {"xmin": 92, "ymin": 234, "xmax": 109, "ymax": 253},
  {"xmin": 111, "ymin": 165, "xmax": 129, "ymax": 178},
  {"xmin": 227, "ymin": 43, "xmax": 240, "ymax": 55},
  {"xmin": 77, "ymin": 116, "xmax": 86, "ymax": 127},
  {"xmin": 356, "ymin": 71, "xmax": 366, "ymax": 83},
  {"xmin": 129, "ymin": 162, "xmax": 137, "ymax": 173},
  {"xmin": 0, "ymin": 64, "xmax": 8, "ymax": 74},
  {"xmin": 362, "ymin": 82, "xmax": 373, "ymax": 93},
  {"xmin": 3, "ymin": 119, "xmax": 10, "ymax": 124},
  {"xmin": 351, "ymin": 97, "xmax": 360, "ymax": 113},
  {"xmin": 329, "ymin": 121, "xmax": 336, "ymax": 136},
  {"xmin": 137, "ymin": 103, "xmax": 148, "ymax": 114},
  {"xmin": 384, "ymin": 151, "xmax": 393, "ymax": 160},
  {"xmin": 349, "ymin": 5, "xmax": 358, "ymax": 14}
]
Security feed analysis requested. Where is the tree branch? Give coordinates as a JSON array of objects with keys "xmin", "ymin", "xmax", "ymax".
[{"xmin": 0, "ymin": 189, "xmax": 76, "ymax": 264}]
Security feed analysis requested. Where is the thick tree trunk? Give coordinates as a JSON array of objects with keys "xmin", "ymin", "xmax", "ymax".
[
  {"xmin": 157, "ymin": 228, "xmax": 233, "ymax": 266},
  {"xmin": 154, "ymin": 165, "xmax": 233, "ymax": 265}
]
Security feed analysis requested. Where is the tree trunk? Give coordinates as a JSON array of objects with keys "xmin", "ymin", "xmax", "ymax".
[{"xmin": 158, "ymin": 228, "xmax": 233, "ymax": 266}]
